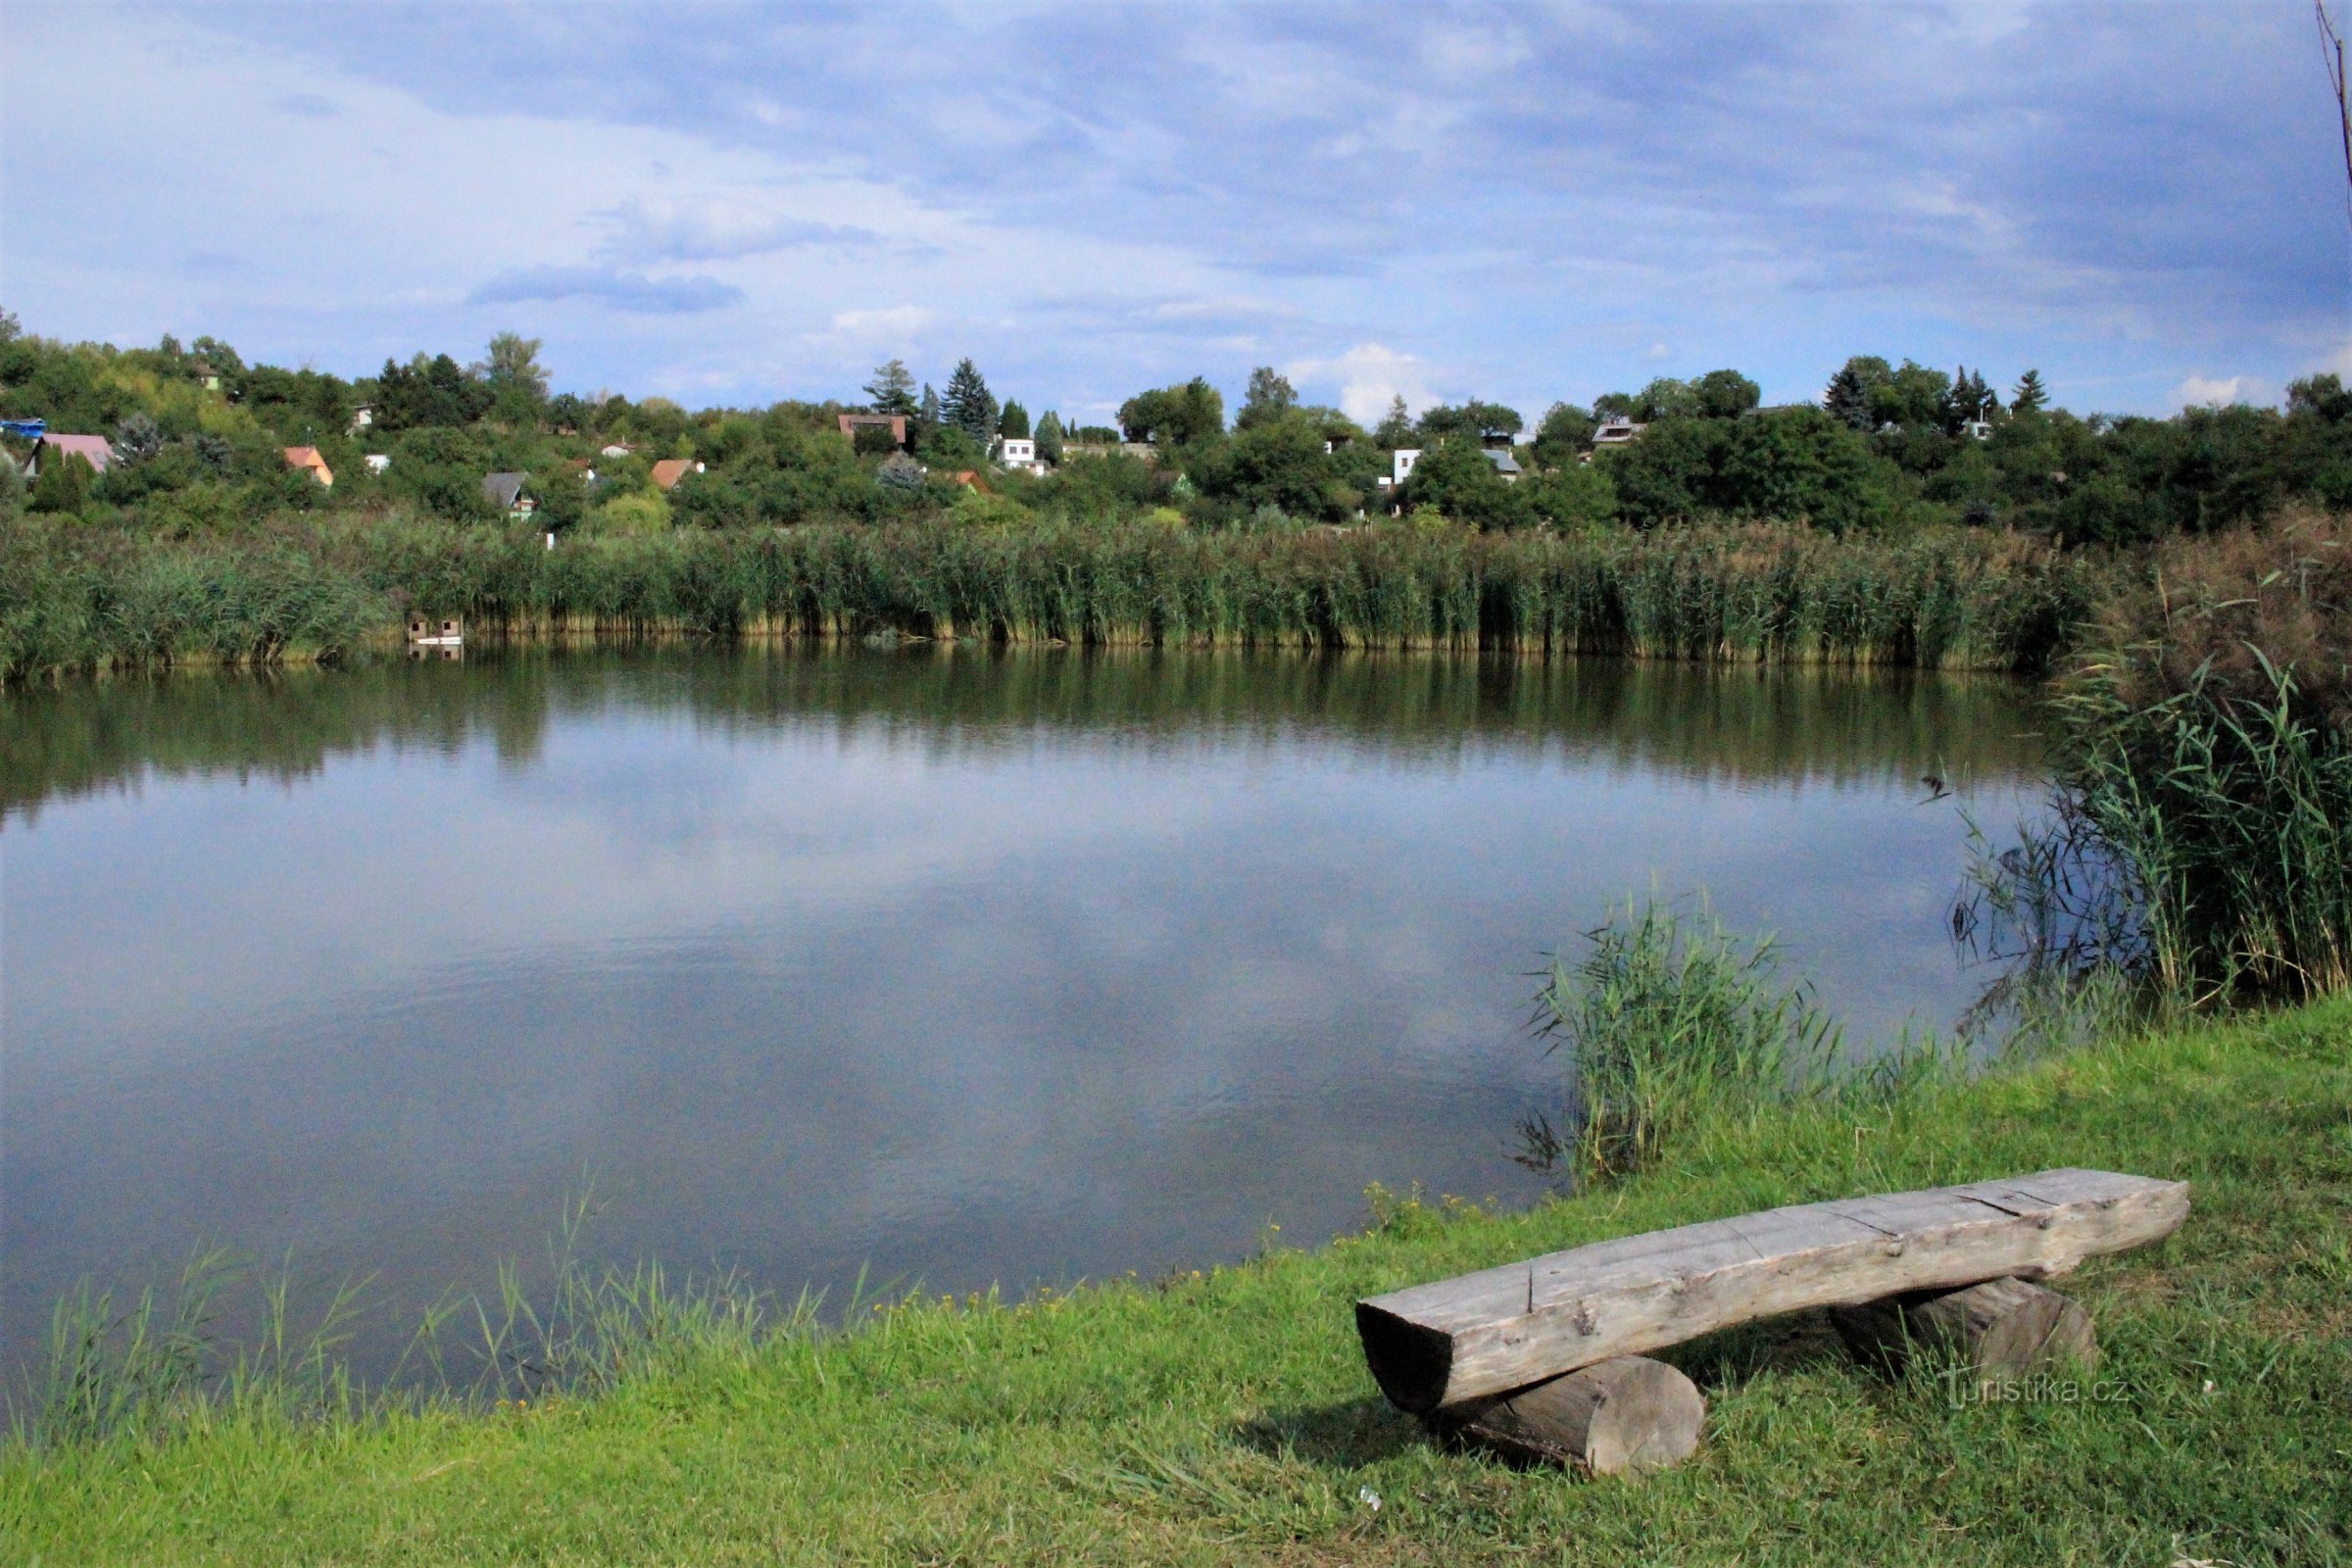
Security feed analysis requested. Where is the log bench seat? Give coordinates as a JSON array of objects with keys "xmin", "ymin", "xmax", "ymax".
[{"xmin": 1356, "ymin": 1168, "xmax": 2188, "ymax": 1474}]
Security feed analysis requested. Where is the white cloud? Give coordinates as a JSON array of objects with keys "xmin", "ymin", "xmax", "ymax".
[
  {"xmin": 1288, "ymin": 343, "xmax": 1442, "ymax": 425},
  {"xmin": 831, "ymin": 306, "xmax": 936, "ymax": 337},
  {"xmin": 1644, "ymin": 343, "xmax": 1672, "ymax": 362},
  {"xmin": 2170, "ymin": 373, "xmax": 2259, "ymax": 409}
]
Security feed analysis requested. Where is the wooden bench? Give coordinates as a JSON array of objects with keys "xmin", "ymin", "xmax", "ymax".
[{"xmin": 1355, "ymin": 1168, "xmax": 2188, "ymax": 1474}]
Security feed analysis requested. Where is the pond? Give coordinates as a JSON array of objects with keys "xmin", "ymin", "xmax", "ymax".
[{"xmin": 0, "ymin": 646, "xmax": 2043, "ymax": 1379}]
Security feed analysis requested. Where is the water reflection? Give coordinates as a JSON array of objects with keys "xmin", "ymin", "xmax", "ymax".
[{"xmin": 1, "ymin": 645, "xmax": 2042, "ymax": 1377}]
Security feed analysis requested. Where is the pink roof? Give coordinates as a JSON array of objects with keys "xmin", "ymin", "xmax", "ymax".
[{"xmin": 41, "ymin": 433, "xmax": 113, "ymax": 472}]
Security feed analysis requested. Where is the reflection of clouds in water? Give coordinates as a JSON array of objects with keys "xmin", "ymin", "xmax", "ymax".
[{"xmin": 2, "ymin": 651, "xmax": 2041, "ymax": 1370}]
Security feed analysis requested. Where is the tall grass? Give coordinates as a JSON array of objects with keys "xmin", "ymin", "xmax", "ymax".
[
  {"xmin": 1, "ymin": 514, "xmax": 2101, "ymax": 679},
  {"xmin": 1969, "ymin": 512, "xmax": 2352, "ymax": 1004},
  {"xmin": 1516, "ymin": 896, "xmax": 1842, "ymax": 1180},
  {"xmin": 7, "ymin": 1197, "xmax": 806, "ymax": 1454}
]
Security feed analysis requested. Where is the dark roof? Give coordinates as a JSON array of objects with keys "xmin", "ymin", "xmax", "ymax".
[
  {"xmin": 1482, "ymin": 448, "xmax": 1522, "ymax": 475},
  {"xmin": 483, "ymin": 471, "xmax": 527, "ymax": 508}
]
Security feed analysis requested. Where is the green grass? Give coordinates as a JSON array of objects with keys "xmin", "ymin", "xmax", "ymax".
[{"xmin": 7, "ymin": 998, "xmax": 2347, "ymax": 1565}]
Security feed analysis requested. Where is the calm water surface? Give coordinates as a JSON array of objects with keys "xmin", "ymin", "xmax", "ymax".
[{"xmin": 1, "ymin": 646, "xmax": 2042, "ymax": 1374}]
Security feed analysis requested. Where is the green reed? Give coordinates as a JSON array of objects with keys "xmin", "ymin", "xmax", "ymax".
[
  {"xmin": 1, "ymin": 514, "xmax": 2099, "ymax": 679},
  {"xmin": 1517, "ymin": 896, "xmax": 1842, "ymax": 1181}
]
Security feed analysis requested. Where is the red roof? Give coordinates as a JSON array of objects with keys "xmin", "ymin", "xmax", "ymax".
[
  {"xmin": 650, "ymin": 459, "xmax": 694, "ymax": 490},
  {"xmin": 41, "ymin": 433, "xmax": 113, "ymax": 472}
]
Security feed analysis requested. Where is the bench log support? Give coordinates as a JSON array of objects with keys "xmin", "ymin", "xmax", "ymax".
[
  {"xmin": 1833, "ymin": 1275, "xmax": 2095, "ymax": 1385},
  {"xmin": 1441, "ymin": 1355, "xmax": 1704, "ymax": 1476}
]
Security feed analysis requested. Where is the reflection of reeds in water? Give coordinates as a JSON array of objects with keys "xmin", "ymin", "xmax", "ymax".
[
  {"xmin": 0, "ymin": 641, "xmax": 2042, "ymax": 824},
  {"xmin": 2, "ymin": 515, "xmax": 2099, "ymax": 680}
]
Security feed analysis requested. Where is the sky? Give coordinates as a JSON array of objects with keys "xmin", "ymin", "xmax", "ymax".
[{"xmin": 4, "ymin": 1, "xmax": 2350, "ymax": 428}]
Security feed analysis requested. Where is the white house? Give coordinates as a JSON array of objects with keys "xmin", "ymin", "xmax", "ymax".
[
  {"xmin": 1961, "ymin": 419, "xmax": 1993, "ymax": 441},
  {"xmin": 365, "ymin": 454, "xmax": 392, "ymax": 474},
  {"xmin": 1592, "ymin": 417, "xmax": 1645, "ymax": 447},
  {"xmin": 1393, "ymin": 448, "xmax": 1422, "ymax": 485},
  {"xmin": 349, "ymin": 405, "xmax": 373, "ymax": 431},
  {"xmin": 998, "ymin": 437, "xmax": 1045, "ymax": 475}
]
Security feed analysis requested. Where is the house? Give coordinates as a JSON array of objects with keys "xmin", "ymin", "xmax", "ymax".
[
  {"xmin": 1592, "ymin": 417, "xmax": 1645, "ymax": 447},
  {"xmin": 483, "ymin": 471, "xmax": 534, "ymax": 516},
  {"xmin": 1483, "ymin": 448, "xmax": 1522, "ymax": 483},
  {"xmin": 283, "ymin": 446, "xmax": 334, "ymax": 486},
  {"xmin": 600, "ymin": 443, "xmax": 635, "ymax": 458},
  {"xmin": 948, "ymin": 469, "xmax": 992, "ymax": 493},
  {"xmin": 1391, "ymin": 448, "xmax": 1422, "ymax": 487},
  {"xmin": 997, "ymin": 436, "xmax": 1044, "ymax": 475},
  {"xmin": 349, "ymin": 405, "xmax": 373, "ymax": 431},
  {"xmin": 38, "ymin": 432, "xmax": 114, "ymax": 474},
  {"xmin": 1961, "ymin": 419, "xmax": 1993, "ymax": 442},
  {"xmin": 837, "ymin": 413, "xmax": 908, "ymax": 449},
  {"xmin": 406, "ymin": 613, "xmax": 464, "ymax": 647},
  {"xmin": 189, "ymin": 361, "xmax": 223, "ymax": 393},
  {"xmin": 649, "ymin": 458, "xmax": 705, "ymax": 491},
  {"xmin": 365, "ymin": 454, "xmax": 392, "ymax": 474}
]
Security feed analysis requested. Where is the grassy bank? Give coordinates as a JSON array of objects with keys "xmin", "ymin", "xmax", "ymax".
[
  {"xmin": 7, "ymin": 997, "xmax": 2347, "ymax": 1565},
  {"xmin": 0, "ymin": 514, "xmax": 2100, "ymax": 679}
]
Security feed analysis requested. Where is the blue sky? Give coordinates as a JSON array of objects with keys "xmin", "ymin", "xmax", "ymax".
[{"xmin": 5, "ymin": 2, "xmax": 2348, "ymax": 427}]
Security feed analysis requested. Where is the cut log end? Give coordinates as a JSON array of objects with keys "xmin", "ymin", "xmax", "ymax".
[
  {"xmin": 1833, "ymin": 1276, "xmax": 2096, "ymax": 1383},
  {"xmin": 1355, "ymin": 1300, "xmax": 1454, "ymax": 1415},
  {"xmin": 1443, "ymin": 1356, "xmax": 1704, "ymax": 1476}
]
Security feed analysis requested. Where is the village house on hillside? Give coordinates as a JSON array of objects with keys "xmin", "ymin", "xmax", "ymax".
[
  {"xmin": 282, "ymin": 446, "xmax": 334, "ymax": 486},
  {"xmin": 37, "ymin": 432, "xmax": 113, "ymax": 474},
  {"xmin": 650, "ymin": 458, "xmax": 704, "ymax": 491},
  {"xmin": 837, "ymin": 413, "xmax": 908, "ymax": 450},
  {"xmin": 482, "ymin": 471, "xmax": 533, "ymax": 517}
]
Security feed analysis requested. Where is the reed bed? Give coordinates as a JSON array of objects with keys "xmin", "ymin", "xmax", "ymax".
[
  {"xmin": 0, "ymin": 515, "xmax": 2099, "ymax": 679},
  {"xmin": 1970, "ymin": 512, "xmax": 2352, "ymax": 1004}
]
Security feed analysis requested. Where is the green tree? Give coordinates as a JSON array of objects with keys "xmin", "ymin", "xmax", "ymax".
[
  {"xmin": 942, "ymin": 359, "xmax": 997, "ymax": 444},
  {"xmin": 1633, "ymin": 377, "xmax": 1699, "ymax": 422},
  {"xmin": 1236, "ymin": 367, "xmax": 1298, "ymax": 430},
  {"xmin": 1691, "ymin": 368, "xmax": 1761, "ymax": 420},
  {"xmin": 2011, "ymin": 368, "xmax": 2049, "ymax": 416},
  {"xmin": 1823, "ymin": 357, "xmax": 1890, "ymax": 429},
  {"xmin": 998, "ymin": 400, "xmax": 1031, "ymax": 439},
  {"xmin": 482, "ymin": 332, "xmax": 548, "ymax": 401},
  {"xmin": 1374, "ymin": 395, "xmax": 1415, "ymax": 448},
  {"xmin": 1531, "ymin": 402, "xmax": 1596, "ymax": 468},
  {"xmin": 1419, "ymin": 400, "xmax": 1523, "ymax": 442},
  {"xmin": 1521, "ymin": 462, "xmax": 1617, "ymax": 529},
  {"xmin": 1118, "ymin": 378, "xmax": 1224, "ymax": 446},
  {"xmin": 1034, "ymin": 410, "xmax": 1064, "ymax": 465},
  {"xmin": 1398, "ymin": 433, "xmax": 1528, "ymax": 529},
  {"xmin": 28, "ymin": 449, "xmax": 94, "ymax": 514},
  {"xmin": 864, "ymin": 359, "xmax": 919, "ymax": 416}
]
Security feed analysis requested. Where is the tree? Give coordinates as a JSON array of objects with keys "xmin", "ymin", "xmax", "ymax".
[
  {"xmin": 29, "ymin": 449, "xmax": 93, "ymax": 514},
  {"xmin": 918, "ymin": 382, "xmax": 941, "ymax": 437},
  {"xmin": 1592, "ymin": 390, "xmax": 1638, "ymax": 419},
  {"xmin": 483, "ymin": 332, "xmax": 548, "ymax": 399},
  {"xmin": 1691, "ymin": 368, "xmax": 1761, "ymax": 420},
  {"xmin": 942, "ymin": 359, "xmax": 997, "ymax": 444},
  {"xmin": 1398, "ymin": 433, "xmax": 1529, "ymax": 529},
  {"xmin": 2011, "ymin": 368, "xmax": 2049, "ymax": 416},
  {"xmin": 1531, "ymin": 402, "xmax": 1596, "ymax": 468},
  {"xmin": 1823, "ymin": 356, "xmax": 1891, "ymax": 430},
  {"xmin": 1374, "ymin": 395, "xmax": 1415, "ymax": 448},
  {"xmin": 1034, "ymin": 410, "xmax": 1064, "ymax": 465},
  {"xmin": 1236, "ymin": 366, "xmax": 1298, "ymax": 430},
  {"xmin": 864, "ymin": 359, "xmax": 919, "ymax": 416},
  {"xmin": 111, "ymin": 414, "xmax": 165, "ymax": 466},
  {"xmin": 998, "ymin": 399, "xmax": 1031, "ymax": 439},
  {"xmin": 1117, "ymin": 377, "xmax": 1224, "ymax": 445},
  {"xmin": 1633, "ymin": 377, "xmax": 1700, "ymax": 422},
  {"xmin": 1419, "ymin": 400, "xmax": 1523, "ymax": 442}
]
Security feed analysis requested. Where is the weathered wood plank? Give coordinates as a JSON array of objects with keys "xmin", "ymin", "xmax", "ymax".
[
  {"xmin": 1443, "ymin": 1355, "xmax": 1704, "ymax": 1476},
  {"xmin": 1833, "ymin": 1276, "xmax": 2096, "ymax": 1385},
  {"xmin": 1357, "ymin": 1168, "xmax": 2185, "ymax": 1413}
]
